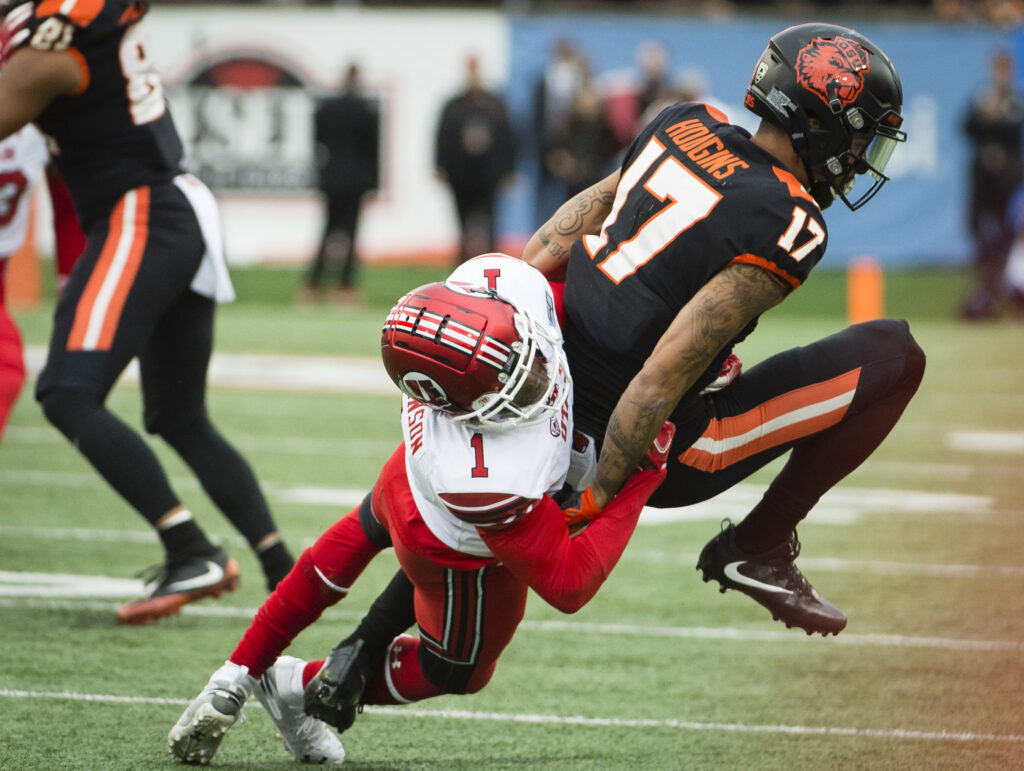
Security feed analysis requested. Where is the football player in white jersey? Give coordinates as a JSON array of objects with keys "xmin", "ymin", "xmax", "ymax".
[
  {"xmin": 169, "ymin": 254, "xmax": 673, "ymax": 765},
  {"xmin": 0, "ymin": 125, "xmax": 48, "ymax": 441}
]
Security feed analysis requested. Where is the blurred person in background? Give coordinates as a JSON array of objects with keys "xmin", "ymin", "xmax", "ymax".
[
  {"xmin": 961, "ymin": 49, "xmax": 1024, "ymax": 319},
  {"xmin": 299, "ymin": 63, "xmax": 379, "ymax": 308},
  {"xmin": 524, "ymin": 22, "xmax": 924, "ymax": 638},
  {"xmin": 533, "ymin": 37, "xmax": 586, "ymax": 224},
  {"xmin": 542, "ymin": 60, "xmax": 620, "ymax": 198},
  {"xmin": 435, "ymin": 55, "xmax": 515, "ymax": 265},
  {"xmin": 0, "ymin": 0, "xmax": 294, "ymax": 623}
]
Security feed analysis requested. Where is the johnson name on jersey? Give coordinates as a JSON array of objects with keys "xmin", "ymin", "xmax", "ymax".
[
  {"xmin": 564, "ymin": 101, "xmax": 829, "ymax": 437},
  {"xmin": 401, "ymin": 255, "xmax": 573, "ymax": 558},
  {"xmin": 8, "ymin": 0, "xmax": 183, "ymax": 226}
]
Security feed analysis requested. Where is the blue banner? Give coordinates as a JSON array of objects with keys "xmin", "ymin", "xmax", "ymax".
[{"xmin": 503, "ymin": 15, "xmax": 1014, "ymax": 267}]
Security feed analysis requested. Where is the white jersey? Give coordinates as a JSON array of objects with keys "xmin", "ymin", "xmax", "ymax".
[
  {"xmin": 401, "ymin": 255, "xmax": 573, "ymax": 557},
  {"xmin": 0, "ymin": 126, "xmax": 49, "ymax": 257}
]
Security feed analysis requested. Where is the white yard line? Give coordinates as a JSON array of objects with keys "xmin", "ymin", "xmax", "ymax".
[
  {"xmin": 0, "ymin": 466, "xmax": 998, "ymax": 524},
  {"xmin": 25, "ymin": 346, "xmax": 394, "ymax": 395},
  {"xmin": 0, "ymin": 595, "xmax": 1021, "ymax": 653},
  {"xmin": 947, "ymin": 430, "xmax": 1024, "ymax": 455},
  {"xmin": 0, "ymin": 687, "xmax": 1020, "ymax": 744}
]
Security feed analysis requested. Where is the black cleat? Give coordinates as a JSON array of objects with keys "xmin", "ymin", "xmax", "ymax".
[
  {"xmin": 118, "ymin": 547, "xmax": 240, "ymax": 625},
  {"xmin": 696, "ymin": 520, "xmax": 847, "ymax": 636},
  {"xmin": 303, "ymin": 639, "xmax": 371, "ymax": 734}
]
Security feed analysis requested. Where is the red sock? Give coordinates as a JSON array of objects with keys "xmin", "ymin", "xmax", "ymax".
[
  {"xmin": 362, "ymin": 634, "xmax": 444, "ymax": 705},
  {"xmin": 302, "ymin": 659, "xmax": 324, "ymax": 688},
  {"xmin": 230, "ymin": 550, "xmax": 345, "ymax": 678}
]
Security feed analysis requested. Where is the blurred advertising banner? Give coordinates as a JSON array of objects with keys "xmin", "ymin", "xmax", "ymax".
[{"xmin": 125, "ymin": 7, "xmax": 1007, "ymax": 267}]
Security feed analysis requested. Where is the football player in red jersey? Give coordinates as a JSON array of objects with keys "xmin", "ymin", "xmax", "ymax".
[
  {"xmin": 0, "ymin": 0, "xmax": 295, "ymax": 622},
  {"xmin": 0, "ymin": 125, "xmax": 85, "ymax": 442},
  {"xmin": 522, "ymin": 23, "xmax": 925, "ymax": 637},
  {"xmin": 168, "ymin": 255, "xmax": 673, "ymax": 765}
]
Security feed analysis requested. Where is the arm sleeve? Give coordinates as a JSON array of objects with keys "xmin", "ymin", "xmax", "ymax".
[{"xmin": 478, "ymin": 467, "xmax": 665, "ymax": 613}]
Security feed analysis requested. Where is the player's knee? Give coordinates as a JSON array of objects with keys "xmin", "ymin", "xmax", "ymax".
[
  {"xmin": 876, "ymin": 318, "xmax": 925, "ymax": 392},
  {"xmin": 37, "ymin": 387, "xmax": 93, "ymax": 437},
  {"xmin": 417, "ymin": 645, "xmax": 492, "ymax": 695},
  {"xmin": 899, "ymin": 323, "xmax": 926, "ymax": 390},
  {"xmin": 145, "ymin": 407, "xmax": 208, "ymax": 443}
]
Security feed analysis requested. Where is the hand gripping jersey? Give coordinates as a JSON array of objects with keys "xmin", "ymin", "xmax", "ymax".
[
  {"xmin": 563, "ymin": 102, "xmax": 829, "ymax": 439},
  {"xmin": 8, "ymin": 0, "xmax": 183, "ymax": 227},
  {"xmin": 0, "ymin": 125, "xmax": 48, "ymax": 256},
  {"xmin": 400, "ymin": 255, "xmax": 573, "ymax": 559}
]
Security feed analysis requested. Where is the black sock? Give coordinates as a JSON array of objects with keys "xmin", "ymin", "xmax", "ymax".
[
  {"xmin": 259, "ymin": 542, "xmax": 295, "ymax": 590},
  {"xmin": 341, "ymin": 570, "xmax": 416, "ymax": 668},
  {"xmin": 159, "ymin": 520, "xmax": 216, "ymax": 561}
]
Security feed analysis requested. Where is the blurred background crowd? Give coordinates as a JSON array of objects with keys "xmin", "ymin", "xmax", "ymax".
[{"xmin": 12, "ymin": 0, "xmax": 1024, "ymax": 320}]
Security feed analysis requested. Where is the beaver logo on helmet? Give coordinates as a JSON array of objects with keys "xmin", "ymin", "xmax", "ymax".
[{"xmin": 795, "ymin": 36, "xmax": 870, "ymax": 110}]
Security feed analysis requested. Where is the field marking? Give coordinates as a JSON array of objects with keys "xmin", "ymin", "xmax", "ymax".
[
  {"xmin": 4, "ymin": 525, "xmax": 1024, "ymax": 582},
  {"xmin": 1, "ymin": 595, "xmax": 1021, "ymax": 653},
  {"xmin": 24, "ymin": 346, "xmax": 395, "ymax": 395},
  {"xmin": 0, "ymin": 687, "xmax": 1020, "ymax": 745},
  {"xmin": 0, "ymin": 467, "xmax": 996, "ymax": 524},
  {"xmin": 947, "ymin": 430, "xmax": 1024, "ymax": 455}
]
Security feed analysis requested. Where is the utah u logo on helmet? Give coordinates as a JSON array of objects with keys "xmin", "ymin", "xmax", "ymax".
[{"xmin": 795, "ymin": 36, "xmax": 871, "ymax": 112}]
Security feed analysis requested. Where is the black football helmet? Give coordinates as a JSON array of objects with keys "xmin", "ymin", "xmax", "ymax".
[{"xmin": 744, "ymin": 22, "xmax": 907, "ymax": 210}]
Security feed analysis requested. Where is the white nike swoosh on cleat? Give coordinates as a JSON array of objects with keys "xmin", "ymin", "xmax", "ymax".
[
  {"xmin": 163, "ymin": 560, "xmax": 226, "ymax": 593},
  {"xmin": 723, "ymin": 561, "xmax": 794, "ymax": 595}
]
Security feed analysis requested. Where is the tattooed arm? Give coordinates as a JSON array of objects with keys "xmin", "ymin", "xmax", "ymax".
[
  {"xmin": 589, "ymin": 263, "xmax": 789, "ymax": 508},
  {"xmin": 523, "ymin": 170, "xmax": 620, "ymax": 280}
]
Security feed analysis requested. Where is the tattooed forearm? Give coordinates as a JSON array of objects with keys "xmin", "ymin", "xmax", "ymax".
[
  {"xmin": 523, "ymin": 172, "xmax": 618, "ymax": 273},
  {"xmin": 589, "ymin": 263, "xmax": 787, "ymax": 506},
  {"xmin": 677, "ymin": 262, "xmax": 787, "ymax": 366},
  {"xmin": 551, "ymin": 179, "xmax": 617, "ymax": 239}
]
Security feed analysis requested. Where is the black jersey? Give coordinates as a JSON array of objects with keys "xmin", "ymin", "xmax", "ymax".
[
  {"xmin": 563, "ymin": 102, "xmax": 828, "ymax": 439},
  {"xmin": 16, "ymin": 0, "xmax": 183, "ymax": 227}
]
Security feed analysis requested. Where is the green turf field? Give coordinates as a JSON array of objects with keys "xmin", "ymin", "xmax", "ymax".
[{"xmin": 2, "ymin": 266, "xmax": 1022, "ymax": 769}]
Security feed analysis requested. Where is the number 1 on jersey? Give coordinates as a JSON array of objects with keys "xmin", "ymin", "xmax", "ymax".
[{"xmin": 470, "ymin": 433, "xmax": 488, "ymax": 478}]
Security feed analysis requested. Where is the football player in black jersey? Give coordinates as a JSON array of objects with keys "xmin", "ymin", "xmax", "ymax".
[
  {"xmin": 0, "ymin": 0, "xmax": 295, "ymax": 623},
  {"xmin": 523, "ymin": 23, "xmax": 925, "ymax": 636}
]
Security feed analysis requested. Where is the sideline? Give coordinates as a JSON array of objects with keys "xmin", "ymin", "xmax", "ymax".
[
  {"xmin": 1, "ymin": 596, "xmax": 1022, "ymax": 653},
  {"xmin": 0, "ymin": 687, "xmax": 1021, "ymax": 745}
]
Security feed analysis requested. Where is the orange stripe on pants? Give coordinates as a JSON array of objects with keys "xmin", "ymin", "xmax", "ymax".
[
  {"xmin": 679, "ymin": 368, "xmax": 862, "ymax": 473},
  {"xmin": 67, "ymin": 187, "xmax": 150, "ymax": 351}
]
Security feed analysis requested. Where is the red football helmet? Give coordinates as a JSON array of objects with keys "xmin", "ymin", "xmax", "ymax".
[{"xmin": 381, "ymin": 280, "xmax": 568, "ymax": 431}]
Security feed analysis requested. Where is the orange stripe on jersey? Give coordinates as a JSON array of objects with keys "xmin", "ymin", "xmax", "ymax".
[
  {"xmin": 772, "ymin": 166, "xmax": 816, "ymax": 205},
  {"xmin": 730, "ymin": 253, "xmax": 800, "ymax": 290},
  {"xmin": 67, "ymin": 187, "xmax": 150, "ymax": 352},
  {"xmin": 678, "ymin": 368, "xmax": 861, "ymax": 472},
  {"xmin": 36, "ymin": 0, "xmax": 106, "ymax": 26}
]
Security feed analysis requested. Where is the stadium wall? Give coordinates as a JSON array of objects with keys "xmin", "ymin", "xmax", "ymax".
[{"xmin": 34, "ymin": 6, "xmax": 1013, "ymax": 267}]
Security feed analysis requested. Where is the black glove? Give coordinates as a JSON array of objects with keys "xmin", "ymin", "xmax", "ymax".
[{"xmin": 303, "ymin": 638, "xmax": 369, "ymax": 734}]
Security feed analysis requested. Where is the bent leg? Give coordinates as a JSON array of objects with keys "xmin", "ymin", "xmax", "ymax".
[
  {"xmin": 140, "ymin": 290, "xmax": 292, "ymax": 587},
  {"xmin": 231, "ymin": 502, "xmax": 385, "ymax": 679},
  {"xmin": 652, "ymin": 319, "xmax": 925, "ymax": 547}
]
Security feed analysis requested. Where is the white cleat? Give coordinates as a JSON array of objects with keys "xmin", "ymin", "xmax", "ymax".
[
  {"xmin": 169, "ymin": 661, "xmax": 256, "ymax": 765},
  {"xmin": 256, "ymin": 656, "xmax": 346, "ymax": 764}
]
